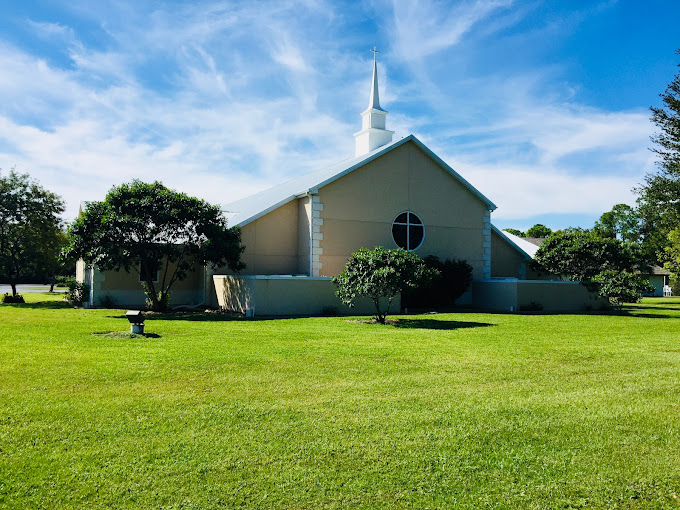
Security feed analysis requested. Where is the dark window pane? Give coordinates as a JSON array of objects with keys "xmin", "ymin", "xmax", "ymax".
[
  {"xmin": 408, "ymin": 226, "xmax": 424, "ymax": 250},
  {"xmin": 395, "ymin": 212, "xmax": 408, "ymax": 223},
  {"xmin": 408, "ymin": 212, "xmax": 422, "ymax": 225},
  {"xmin": 392, "ymin": 224, "xmax": 408, "ymax": 249}
]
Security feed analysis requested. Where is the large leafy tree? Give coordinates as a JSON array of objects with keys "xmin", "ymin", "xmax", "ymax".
[
  {"xmin": 593, "ymin": 204, "xmax": 641, "ymax": 243},
  {"xmin": 65, "ymin": 180, "xmax": 245, "ymax": 311},
  {"xmin": 637, "ymin": 49, "xmax": 680, "ymax": 265},
  {"xmin": 533, "ymin": 229, "xmax": 640, "ymax": 282},
  {"xmin": 332, "ymin": 247, "xmax": 438, "ymax": 324},
  {"xmin": 0, "ymin": 169, "xmax": 65, "ymax": 297}
]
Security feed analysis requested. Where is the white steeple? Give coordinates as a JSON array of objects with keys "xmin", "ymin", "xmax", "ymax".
[{"xmin": 354, "ymin": 47, "xmax": 394, "ymax": 156}]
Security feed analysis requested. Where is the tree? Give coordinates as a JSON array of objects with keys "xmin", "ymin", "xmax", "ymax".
[
  {"xmin": 590, "ymin": 270, "xmax": 654, "ymax": 311},
  {"xmin": 526, "ymin": 224, "xmax": 552, "ymax": 238},
  {"xmin": 533, "ymin": 229, "xmax": 639, "ymax": 282},
  {"xmin": 636, "ymin": 49, "xmax": 680, "ymax": 263},
  {"xmin": 332, "ymin": 247, "xmax": 438, "ymax": 324},
  {"xmin": 0, "ymin": 169, "xmax": 65, "ymax": 297},
  {"xmin": 65, "ymin": 180, "xmax": 245, "ymax": 311},
  {"xmin": 42, "ymin": 229, "xmax": 74, "ymax": 292},
  {"xmin": 593, "ymin": 204, "xmax": 641, "ymax": 243},
  {"xmin": 663, "ymin": 228, "xmax": 680, "ymax": 292},
  {"xmin": 503, "ymin": 228, "xmax": 525, "ymax": 237}
]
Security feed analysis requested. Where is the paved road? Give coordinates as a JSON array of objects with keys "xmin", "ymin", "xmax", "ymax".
[{"xmin": 0, "ymin": 284, "xmax": 65, "ymax": 294}]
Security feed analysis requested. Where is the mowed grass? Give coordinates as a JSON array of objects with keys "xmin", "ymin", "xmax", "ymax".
[{"xmin": 1, "ymin": 294, "xmax": 680, "ymax": 509}]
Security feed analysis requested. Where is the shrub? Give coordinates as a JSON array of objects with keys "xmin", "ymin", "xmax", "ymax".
[
  {"xmin": 332, "ymin": 247, "xmax": 438, "ymax": 324},
  {"xmin": 55, "ymin": 275, "xmax": 74, "ymax": 288},
  {"xmin": 520, "ymin": 301, "xmax": 544, "ymax": 312},
  {"xmin": 320, "ymin": 306, "xmax": 338, "ymax": 316},
  {"xmin": 97, "ymin": 294, "xmax": 118, "ymax": 308},
  {"xmin": 402, "ymin": 256, "xmax": 473, "ymax": 309},
  {"xmin": 65, "ymin": 280, "xmax": 90, "ymax": 306},
  {"xmin": 2, "ymin": 293, "xmax": 25, "ymax": 304}
]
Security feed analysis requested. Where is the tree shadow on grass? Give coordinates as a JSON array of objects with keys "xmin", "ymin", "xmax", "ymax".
[
  {"xmin": 105, "ymin": 311, "xmax": 245, "ymax": 322},
  {"xmin": 625, "ymin": 304, "xmax": 680, "ymax": 313},
  {"xmin": 622, "ymin": 312, "xmax": 679, "ymax": 319},
  {"xmin": 1, "ymin": 301, "xmax": 71, "ymax": 310},
  {"xmin": 91, "ymin": 331, "xmax": 162, "ymax": 339},
  {"xmin": 391, "ymin": 318, "xmax": 494, "ymax": 330}
]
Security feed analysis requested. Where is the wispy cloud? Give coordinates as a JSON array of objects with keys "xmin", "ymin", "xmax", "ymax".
[{"xmin": 0, "ymin": 0, "xmax": 663, "ymax": 229}]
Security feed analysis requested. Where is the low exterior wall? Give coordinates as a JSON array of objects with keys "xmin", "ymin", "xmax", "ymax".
[
  {"xmin": 472, "ymin": 278, "xmax": 606, "ymax": 311},
  {"xmin": 213, "ymin": 275, "xmax": 400, "ymax": 317},
  {"xmin": 77, "ymin": 262, "xmax": 206, "ymax": 308}
]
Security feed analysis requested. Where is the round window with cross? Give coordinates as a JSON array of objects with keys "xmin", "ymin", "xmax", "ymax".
[{"xmin": 391, "ymin": 211, "xmax": 424, "ymax": 251}]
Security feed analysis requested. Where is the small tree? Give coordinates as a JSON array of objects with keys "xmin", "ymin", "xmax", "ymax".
[
  {"xmin": 332, "ymin": 247, "xmax": 438, "ymax": 324},
  {"xmin": 503, "ymin": 228, "xmax": 525, "ymax": 237},
  {"xmin": 0, "ymin": 169, "xmax": 65, "ymax": 297},
  {"xmin": 590, "ymin": 270, "xmax": 654, "ymax": 311},
  {"xmin": 526, "ymin": 224, "xmax": 552, "ymax": 238},
  {"xmin": 65, "ymin": 180, "xmax": 245, "ymax": 311}
]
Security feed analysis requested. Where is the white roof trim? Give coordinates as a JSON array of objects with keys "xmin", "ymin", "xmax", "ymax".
[{"xmin": 491, "ymin": 225, "xmax": 539, "ymax": 259}]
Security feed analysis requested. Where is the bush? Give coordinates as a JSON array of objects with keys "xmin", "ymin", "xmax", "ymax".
[
  {"xmin": 332, "ymin": 247, "xmax": 438, "ymax": 324},
  {"xmin": 97, "ymin": 294, "xmax": 118, "ymax": 308},
  {"xmin": 589, "ymin": 270, "xmax": 655, "ymax": 310},
  {"xmin": 65, "ymin": 280, "xmax": 90, "ymax": 306},
  {"xmin": 2, "ymin": 293, "xmax": 25, "ymax": 304},
  {"xmin": 55, "ymin": 275, "xmax": 74, "ymax": 288},
  {"xmin": 520, "ymin": 301, "xmax": 544, "ymax": 312},
  {"xmin": 402, "ymin": 256, "xmax": 473, "ymax": 309}
]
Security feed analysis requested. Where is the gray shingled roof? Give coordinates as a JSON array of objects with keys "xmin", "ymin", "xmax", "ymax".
[{"xmin": 223, "ymin": 134, "xmax": 497, "ymax": 227}]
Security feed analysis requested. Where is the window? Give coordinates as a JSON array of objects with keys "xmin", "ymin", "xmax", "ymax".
[
  {"xmin": 139, "ymin": 260, "xmax": 160, "ymax": 283},
  {"xmin": 392, "ymin": 211, "xmax": 424, "ymax": 251}
]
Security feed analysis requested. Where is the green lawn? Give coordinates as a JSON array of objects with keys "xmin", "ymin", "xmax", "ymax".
[{"xmin": 1, "ymin": 294, "xmax": 680, "ymax": 509}]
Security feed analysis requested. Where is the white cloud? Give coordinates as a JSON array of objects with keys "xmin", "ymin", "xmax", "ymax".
[
  {"xmin": 0, "ymin": 0, "xmax": 661, "ymax": 229},
  {"xmin": 390, "ymin": 0, "xmax": 514, "ymax": 60}
]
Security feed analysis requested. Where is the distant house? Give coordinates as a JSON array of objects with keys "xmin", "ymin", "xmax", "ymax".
[{"xmin": 641, "ymin": 266, "xmax": 671, "ymax": 297}]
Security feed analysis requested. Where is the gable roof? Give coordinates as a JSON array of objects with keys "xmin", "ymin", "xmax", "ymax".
[
  {"xmin": 223, "ymin": 134, "xmax": 497, "ymax": 227},
  {"xmin": 491, "ymin": 225, "xmax": 540, "ymax": 259}
]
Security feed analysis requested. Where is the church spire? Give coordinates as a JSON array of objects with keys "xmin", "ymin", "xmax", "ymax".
[
  {"xmin": 354, "ymin": 47, "xmax": 394, "ymax": 156},
  {"xmin": 368, "ymin": 46, "xmax": 385, "ymax": 112}
]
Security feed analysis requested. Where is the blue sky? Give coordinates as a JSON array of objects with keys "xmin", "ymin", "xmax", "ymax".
[{"xmin": 0, "ymin": 0, "xmax": 678, "ymax": 231}]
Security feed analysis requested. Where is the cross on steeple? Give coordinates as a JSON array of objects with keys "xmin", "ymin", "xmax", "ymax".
[{"xmin": 371, "ymin": 45, "xmax": 379, "ymax": 63}]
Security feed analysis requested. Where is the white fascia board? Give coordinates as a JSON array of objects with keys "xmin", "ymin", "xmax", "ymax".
[
  {"xmin": 233, "ymin": 196, "xmax": 302, "ymax": 228},
  {"xmin": 491, "ymin": 224, "xmax": 533, "ymax": 260}
]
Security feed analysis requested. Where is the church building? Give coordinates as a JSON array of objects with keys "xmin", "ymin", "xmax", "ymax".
[{"xmin": 78, "ymin": 53, "xmax": 600, "ymax": 314}]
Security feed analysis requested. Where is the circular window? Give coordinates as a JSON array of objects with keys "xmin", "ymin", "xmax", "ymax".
[{"xmin": 392, "ymin": 211, "xmax": 424, "ymax": 251}]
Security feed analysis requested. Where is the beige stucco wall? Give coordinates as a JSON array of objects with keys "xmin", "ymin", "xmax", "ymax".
[
  {"xmin": 97, "ymin": 259, "xmax": 203, "ymax": 292},
  {"xmin": 214, "ymin": 275, "xmax": 399, "ymax": 316},
  {"xmin": 238, "ymin": 199, "xmax": 300, "ymax": 275},
  {"xmin": 318, "ymin": 140, "xmax": 490, "ymax": 277},
  {"xmin": 472, "ymin": 279, "xmax": 606, "ymax": 311},
  {"xmin": 83, "ymin": 258, "xmax": 206, "ymax": 307},
  {"xmin": 491, "ymin": 229, "xmax": 527, "ymax": 279}
]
